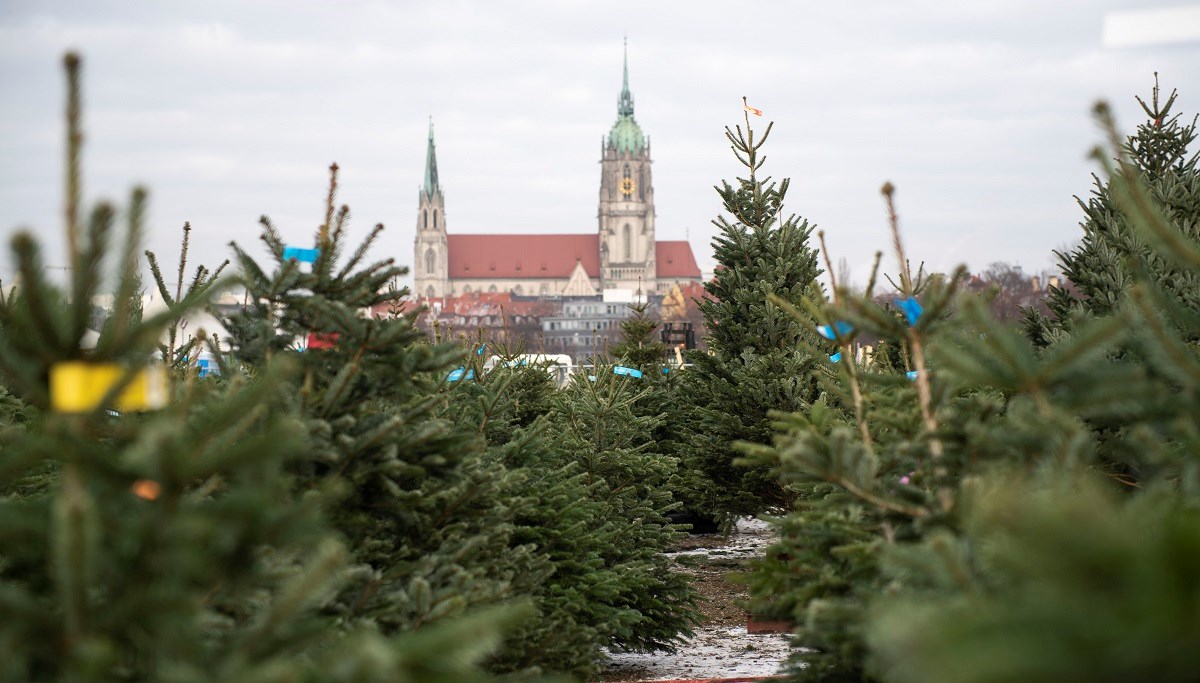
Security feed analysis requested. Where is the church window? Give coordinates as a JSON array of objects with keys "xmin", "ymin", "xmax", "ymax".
[
  {"xmin": 432, "ymin": 209, "xmax": 438, "ymax": 227},
  {"xmin": 623, "ymin": 224, "xmax": 631, "ymax": 261},
  {"xmin": 424, "ymin": 248, "xmax": 436, "ymax": 274},
  {"xmin": 638, "ymin": 167, "xmax": 645, "ymax": 199},
  {"xmin": 422, "ymin": 210, "xmax": 428, "ymax": 230},
  {"xmin": 425, "ymin": 286, "xmax": 435, "ymax": 298}
]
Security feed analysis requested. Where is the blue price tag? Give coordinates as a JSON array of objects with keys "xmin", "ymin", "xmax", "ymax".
[
  {"xmin": 816, "ymin": 321, "xmax": 854, "ymax": 340},
  {"xmin": 283, "ymin": 246, "xmax": 320, "ymax": 263},
  {"xmin": 897, "ymin": 297, "xmax": 923, "ymax": 326},
  {"xmin": 447, "ymin": 367, "xmax": 475, "ymax": 382}
]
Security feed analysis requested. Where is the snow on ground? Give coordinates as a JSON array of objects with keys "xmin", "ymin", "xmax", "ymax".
[
  {"xmin": 600, "ymin": 625, "xmax": 791, "ymax": 681},
  {"xmin": 599, "ymin": 517, "xmax": 793, "ymax": 682},
  {"xmin": 664, "ymin": 518, "xmax": 775, "ymax": 561}
]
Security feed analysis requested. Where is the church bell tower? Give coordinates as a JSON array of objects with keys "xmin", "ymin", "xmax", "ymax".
[
  {"xmin": 414, "ymin": 120, "xmax": 449, "ymax": 298},
  {"xmin": 598, "ymin": 41, "xmax": 656, "ymax": 293}
]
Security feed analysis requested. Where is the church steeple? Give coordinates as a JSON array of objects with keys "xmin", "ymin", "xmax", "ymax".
[
  {"xmin": 608, "ymin": 39, "xmax": 645, "ymax": 155},
  {"xmin": 422, "ymin": 118, "xmax": 440, "ymax": 199},
  {"xmin": 415, "ymin": 118, "xmax": 448, "ymax": 298},
  {"xmin": 599, "ymin": 39, "xmax": 655, "ymax": 293},
  {"xmin": 618, "ymin": 37, "xmax": 634, "ymax": 117}
]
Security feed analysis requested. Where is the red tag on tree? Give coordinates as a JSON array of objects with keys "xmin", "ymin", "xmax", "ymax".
[{"xmin": 306, "ymin": 332, "xmax": 340, "ymax": 350}]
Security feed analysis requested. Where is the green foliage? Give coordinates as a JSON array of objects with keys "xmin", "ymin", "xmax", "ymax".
[
  {"xmin": 684, "ymin": 115, "xmax": 825, "ymax": 521},
  {"xmin": 752, "ymin": 86, "xmax": 1200, "ymax": 683},
  {"xmin": 869, "ymin": 472, "xmax": 1200, "ymax": 683},
  {"xmin": 609, "ymin": 300, "xmax": 668, "ymax": 371},
  {"xmin": 1029, "ymin": 76, "xmax": 1200, "ymax": 342},
  {"xmin": 550, "ymin": 367, "xmax": 698, "ymax": 650},
  {"xmin": 0, "ymin": 54, "xmax": 541, "ymax": 683},
  {"xmin": 220, "ymin": 167, "xmax": 547, "ymax": 644},
  {"xmin": 432, "ymin": 342, "xmax": 698, "ymax": 677},
  {"xmin": 0, "ymin": 55, "xmax": 321, "ymax": 681}
]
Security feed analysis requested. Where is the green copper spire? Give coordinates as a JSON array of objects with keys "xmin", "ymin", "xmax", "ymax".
[
  {"xmin": 618, "ymin": 36, "xmax": 634, "ymax": 117},
  {"xmin": 423, "ymin": 117, "xmax": 440, "ymax": 197},
  {"xmin": 608, "ymin": 38, "xmax": 645, "ymax": 155}
]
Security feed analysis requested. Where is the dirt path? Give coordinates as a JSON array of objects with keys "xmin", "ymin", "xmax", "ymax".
[{"xmin": 595, "ymin": 519, "xmax": 792, "ymax": 682}]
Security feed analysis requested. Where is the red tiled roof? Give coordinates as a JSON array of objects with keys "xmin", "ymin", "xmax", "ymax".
[
  {"xmin": 444, "ymin": 234, "xmax": 702, "ymax": 281},
  {"xmin": 656, "ymin": 240, "xmax": 702, "ymax": 279},
  {"xmin": 448, "ymin": 234, "xmax": 600, "ymax": 279}
]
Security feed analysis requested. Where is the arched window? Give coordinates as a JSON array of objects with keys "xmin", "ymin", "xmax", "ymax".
[
  {"xmin": 422, "ymin": 210, "xmax": 428, "ymax": 230},
  {"xmin": 488, "ymin": 284, "xmax": 498, "ymax": 293},
  {"xmin": 623, "ymin": 224, "xmax": 631, "ymax": 261},
  {"xmin": 638, "ymin": 167, "xmax": 645, "ymax": 199},
  {"xmin": 432, "ymin": 209, "xmax": 438, "ymax": 228},
  {"xmin": 425, "ymin": 285, "xmax": 435, "ymax": 298},
  {"xmin": 424, "ymin": 248, "xmax": 436, "ymax": 274},
  {"xmin": 514, "ymin": 284, "xmax": 524, "ymax": 295}
]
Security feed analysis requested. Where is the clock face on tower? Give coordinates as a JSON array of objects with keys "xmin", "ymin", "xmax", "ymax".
[{"xmin": 620, "ymin": 177, "xmax": 636, "ymax": 197}]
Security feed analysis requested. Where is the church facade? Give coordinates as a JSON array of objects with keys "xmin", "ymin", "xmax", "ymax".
[{"xmin": 412, "ymin": 50, "xmax": 702, "ymax": 300}]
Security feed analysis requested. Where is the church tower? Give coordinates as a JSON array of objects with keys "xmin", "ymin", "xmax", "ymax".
[
  {"xmin": 598, "ymin": 41, "xmax": 656, "ymax": 293},
  {"xmin": 413, "ymin": 120, "xmax": 449, "ymax": 298}
]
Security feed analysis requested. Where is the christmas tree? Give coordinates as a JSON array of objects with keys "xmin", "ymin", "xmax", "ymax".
[
  {"xmin": 683, "ymin": 112, "xmax": 826, "ymax": 522},
  {"xmin": 609, "ymin": 299, "xmax": 668, "ymax": 372},
  {"xmin": 867, "ymin": 97, "xmax": 1200, "ymax": 683},
  {"xmin": 219, "ymin": 165, "xmax": 547, "ymax": 643},
  {"xmin": 0, "ymin": 53, "xmax": 541, "ymax": 683},
  {"xmin": 750, "ymin": 88, "xmax": 1200, "ymax": 683},
  {"xmin": 432, "ymin": 334, "xmax": 698, "ymax": 677},
  {"xmin": 1028, "ymin": 75, "xmax": 1200, "ymax": 343}
]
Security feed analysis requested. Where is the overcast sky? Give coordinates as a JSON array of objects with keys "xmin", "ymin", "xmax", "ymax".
[{"xmin": 2, "ymin": 1, "xmax": 1198, "ymax": 292}]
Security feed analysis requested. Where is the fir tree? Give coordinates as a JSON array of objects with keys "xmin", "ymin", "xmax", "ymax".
[
  {"xmin": 220, "ymin": 166, "xmax": 544, "ymax": 643},
  {"xmin": 435, "ymin": 338, "xmax": 698, "ymax": 677},
  {"xmin": 750, "ymin": 92, "xmax": 1200, "ymax": 683},
  {"xmin": 609, "ymin": 300, "xmax": 668, "ymax": 372},
  {"xmin": 0, "ymin": 53, "xmax": 377, "ymax": 682},
  {"xmin": 684, "ymin": 113, "xmax": 825, "ymax": 521},
  {"xmin": 1029, "ymin": 75, "xmax": 1200, "ymax": 345},
  {"xmin": 0, "ymin": 53, "xmax": 539, "ymax": 683},
  {"xmin": 550, "ymin": 369, "xmax": 698, "ymax": 652}
]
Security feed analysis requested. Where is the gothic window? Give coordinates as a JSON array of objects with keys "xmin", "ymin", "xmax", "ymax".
[
  {"xmin": 432, "ymin": 209, "xmax": 438, "ymax": 228},
  {"xmin": 422, "ymin": 210, "xmax": 428, "ymax": 230},
  {"xmin": 623, "ymin": 224, "xmax": 631, "ymax": 261},
  {"xmin": 424, "ymin": 248, "xmax": 436, "ymax": 274},
  {"xmin": 638, "ymin": 167, "xmax": 645, "ymax": 199},
  {"xmin": 425, "ymin": 285, "xmax": 435, "ymax": 298}
]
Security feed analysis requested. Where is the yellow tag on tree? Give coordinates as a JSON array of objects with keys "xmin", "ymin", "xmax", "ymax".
[{"xmin": 50, "ymin": 362, "xmax": 169, "ymax": 413}]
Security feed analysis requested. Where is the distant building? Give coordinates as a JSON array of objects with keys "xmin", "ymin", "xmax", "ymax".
[
  {"xmin": 416, "ymin": 291, "xmax": 556, "ymax": 350},
  {"xmin": 541, "ymin": 290, "xmax": 649, "ymax": 362},
  {"xmin": 412, "ymin": 44, "xmax": 703, "ymax": 301}
]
